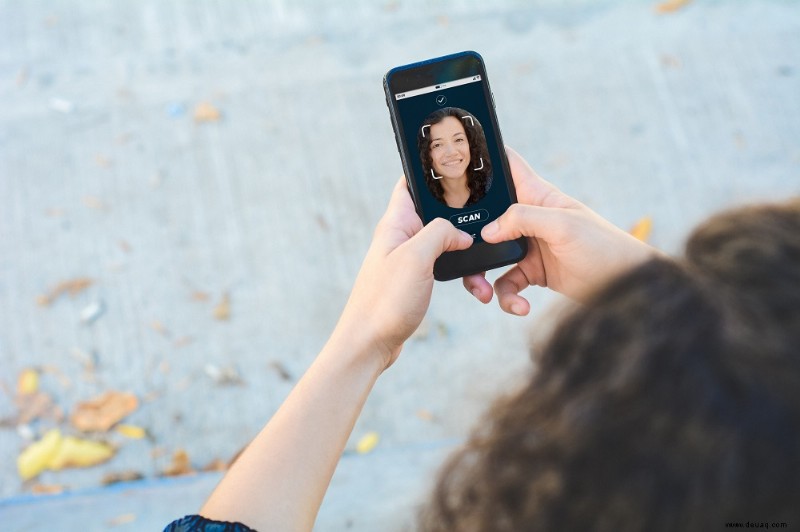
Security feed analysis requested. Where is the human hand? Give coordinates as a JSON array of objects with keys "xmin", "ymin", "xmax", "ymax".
[
  {"xmin": 463, "ymin": 147, "xmax": 659, "ymax": 314},
  {"xmin": 332, "ymin": 177, "xmax": 474, "ymax": 371}
]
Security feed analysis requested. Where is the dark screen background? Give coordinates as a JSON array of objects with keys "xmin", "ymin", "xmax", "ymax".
[{"xmin": 394, "ymin": 80, "xmax": 512, "ymax": 241}]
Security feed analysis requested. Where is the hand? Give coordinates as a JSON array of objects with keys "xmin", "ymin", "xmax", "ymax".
[
  {"xmin": 464, "ymin": 147, "xmax": 659, "ymax": 314},
  {"xmin": 333, "ymin": 177, "xmax": 474, "ymax": 370}
]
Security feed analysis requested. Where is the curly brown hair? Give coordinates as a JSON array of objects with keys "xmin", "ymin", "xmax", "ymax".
[
  {"xmin": 419, "ymin": 199, "xmax": 800, "ymax": 531},
  {"xmin": 417, "ymin": 107, "xmax": 493, "ymax": 207}
]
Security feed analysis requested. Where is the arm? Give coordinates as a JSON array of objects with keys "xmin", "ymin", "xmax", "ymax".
[
  {"xmin": 198, "ymin": 178, "xmax": 473, "ymax": 531},
  {"xmin": 464, "ymin": 147, "xmax": 663, "ymax": 311}
]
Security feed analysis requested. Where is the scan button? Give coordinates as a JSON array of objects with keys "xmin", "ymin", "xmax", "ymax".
[{"xmin": 450, "ymin": 209, "xmax": 489, "ymax": 228}]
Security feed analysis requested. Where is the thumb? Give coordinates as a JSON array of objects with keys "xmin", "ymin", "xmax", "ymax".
[
  {"xmin": 400, "ymin": 218, "xmax": 474, "ymax": 265},
  {"xmin": 481, "ymin": 204, "xmax": 571, "ymax": 244}
]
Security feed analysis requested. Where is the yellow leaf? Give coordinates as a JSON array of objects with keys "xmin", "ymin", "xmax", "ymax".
[
  {"xmin": 107, "ymin": 513, "xmax": 136, "ymax": 527},
  {"xmin": 48, "ymin": 436, "xmax": 114, "ymax": 470},
  {"xmin": 213, "ymin": 293, "xmax": 231, "ymax": 320},
  {"xmin": 194, "ymin": 102, "xmax": 221, "ymax": 123},
  {"xmin": 116, "ymin": 424, "xmax": 146, "ymax": 439},
  {"xmin": 18, "ymin": 429, "xmax": 62, "ymax": 481},
  {"xmin": 356, "ymin": 432, "xmax": 379, "ymax": 454},
  {"xmin": 655, "ymin": 0, "xmax": 691, "ymax": 14},
  {"xmin": 629, "ymin": 216, "xmax": 653, "ymax": 242},
  {"xmin": 17, "ymin": 369, "xmax": 39, "ymax": 395}
]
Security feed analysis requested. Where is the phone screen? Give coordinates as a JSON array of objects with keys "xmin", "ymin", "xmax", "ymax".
[
  {"xmin": 389, "ymin": 74, "xmax": 510, "ymax": 242},
  {"xmin": 385, "ymin": 52, "xmax": 526, "ymax": 280}
]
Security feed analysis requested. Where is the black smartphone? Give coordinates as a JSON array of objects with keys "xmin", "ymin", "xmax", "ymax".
[{"xmin": 384, "ymin": 51, "xmax": 527, "ymax": 281}]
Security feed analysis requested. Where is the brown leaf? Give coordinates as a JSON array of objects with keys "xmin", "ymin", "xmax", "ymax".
[
  {"xmin": 107, "ymin": 513, "xmax": 136, "ymax": 527},
  {"xmin": 70, "ymin": 391, "xmax": 138, "ymax": 432},
  {"xmin": 161, "ymin": 449, "xmax": 194, "ymax": 477},
  {"xmin": 416, "ymin": 409, "xmax": 435, "ymax": 422},
  {"xmin": 151, "ymin": 320, "xmax": 170, "ymax": 337},
  {"xmin": 16, "ymin": 391, "xmax": 63, "ymax": 425},
  {"xmin": 37, "ymin": 278, "xmax": 93, "ymax": 306},
  {"xmin": 102, "ymin": 470, "xmax": 144, "ymax": 486},
  {"xmin": 82, "ymin": 196, "xmax": 109, "ymax": 210},
  {"xmin": 269, "ymin": 361, "xmax": 293, "ymax": 382},
  {"xmin": 202, "ymin": 458, "xmax": 228, "ymax": 472},
  {"xmin": 31, "ymin": 483, "xmax": 65, "ymax": 495},
  {"xmin": 213, "ymin": 293, "xmax": 231, "ymax": 320},
  {"xmin": 655, "ymin": 0, "xmax": 691, "ymax": 14},
  {"xmin": 193, "ymin": 102, "xmax": 222, "ymax": 123}
]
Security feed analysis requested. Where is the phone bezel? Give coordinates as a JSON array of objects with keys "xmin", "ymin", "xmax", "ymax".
[{"xmin": 383, "ymin": 51, "xmax": 527, "ymax": 281}]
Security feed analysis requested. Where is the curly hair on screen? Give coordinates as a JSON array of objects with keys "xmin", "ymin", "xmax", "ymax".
[
  {"xmin": 418, "ymin": 199, "xmax": 800, "ymax": 531},
  {"xmin": 417, "ymin": 107, "xmax": 493, "ymax": 206}
]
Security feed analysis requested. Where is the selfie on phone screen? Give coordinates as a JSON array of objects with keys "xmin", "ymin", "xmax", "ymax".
[{"xmin": 385, "ymin": 52, "xmax": 527, "ymax": 280}]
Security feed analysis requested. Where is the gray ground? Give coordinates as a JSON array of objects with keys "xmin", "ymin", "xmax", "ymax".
[{"xmin": 1, "ymin": 0, "xmax": 798, "ymax": 530}]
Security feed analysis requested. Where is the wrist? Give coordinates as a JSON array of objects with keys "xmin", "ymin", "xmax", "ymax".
[{"xmin": 325, "ymin": 320, "xmax": 392, "ymax": 378}]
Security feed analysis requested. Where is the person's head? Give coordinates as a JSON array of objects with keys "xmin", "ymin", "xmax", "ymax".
[
  {"xmin": 420, "ymin": 199, "xmax": 800, "ymax": 531},
  {"xmin": 417, "ymin": 107, "xmax": 492, "ymax": 207}
]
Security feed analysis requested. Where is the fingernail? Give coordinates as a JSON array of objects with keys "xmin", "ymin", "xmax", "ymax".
[
  {"xmin": 482, "ymin": 221, "xmax": 498, "ymax": 237},
  {"xmin": 511, "ymin": 303, "xmax": 524, "ymax": 315}
]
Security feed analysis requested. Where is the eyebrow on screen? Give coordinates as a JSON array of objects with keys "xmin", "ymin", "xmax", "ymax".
[{"xmin": 431, "ymin": 132, "xmax": 465, "ymax": 142}]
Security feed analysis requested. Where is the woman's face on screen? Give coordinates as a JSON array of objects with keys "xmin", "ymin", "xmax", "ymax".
[{"xmin": 429, "ymin": 116, "xmax": 471, "ymax": 180}]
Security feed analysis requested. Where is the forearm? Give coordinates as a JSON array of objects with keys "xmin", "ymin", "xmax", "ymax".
[{"xmin": 199, "ymin": 330, "xmax": 384, "ymax": 531}]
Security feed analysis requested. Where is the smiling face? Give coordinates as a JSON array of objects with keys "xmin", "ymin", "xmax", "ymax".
[{"xmin": 429, "ymin": 116, "xmax": 471, "ymax": 180}]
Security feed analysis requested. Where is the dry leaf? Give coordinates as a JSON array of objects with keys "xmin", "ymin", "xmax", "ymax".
[
  {"xmin": 107, "ymin": 513, "xmax": 136, "ymax": 527},
  {"xmin": 629, "ymin": 216, "xmax": 653, "ymax": 242},
  {"xmin": 16, "ymin": 391, "xmax": 63, "ymax": 425},
  {"xmin": 202, "ymin": 458, "xmax": 228, "ymax": 472},
  {"xmin": 416, "ymin": 409, "xmax": 435, "ymax": 422},
  {"xmin": 161, "ymin": 449, "xmax": 194, "ymax": 477},
  {"xmin": 37, "ymin": 278, "xmax": 93, "ymax": 306},
  {"xmin": 356, "ymin": 432, "xmax": 379, "ymax": 454},
  {"xmin": 269, "ymin": 361, "xmax": 292, "ymax": 381},
  {"xmin": 191, "ymin": 291, "xmax": 210, "ymax": 302},
  {"xmin": 151, "ymin": 320, "xmax": 170, "ymax": 337},
  {"xmin": 213, "ymin": 293, "xmax": 231, "ymax": 320},
  {"xmin": 116, "ymin": 424, "xmax": 146, "ymax": 439},
  {"xmin": 18, "ymin": 429, "xmax": 62, "ymax": 480},
  {"xmin": 194, "ymin": 102, "xmax": 221, "ymax": 122},
  {"xmin": 41, "ymin": 365, "xmax": 72, "ymax": 389},
  {"xmin": 174, "ymin": 336, "xmax": 193, "ymax": 348},
  {"xmin": 82, "ymin": 196, "xmax": 108, "ymax": 210},
  {"xmin": 70, "ymin": 391, "xmax": 138, "ymax": 432},
  {"xmin": 94, "ymin": 155, "xmax": 113, "ymax": 168},
  {"xmin": 31, "ymin": 483, "xmax": 65, "ymax": 495},
  {"xmin": 655, "ymin": 0, "xmax": 691, "ymax": 13},
  {"xmin": 17, "ymin": 369, "xmax": 39, "ymax": 395},
  {"xmin": 48, "ymin": 436, "xmax": 114, "ymax": 470},
  {"xmin": 102, "ymin": 470, "xmax": 144, "ymax": 485}
]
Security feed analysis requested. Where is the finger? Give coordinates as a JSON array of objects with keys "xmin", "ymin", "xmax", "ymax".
[
  {"xmin": 374, "ymin": 177, "xmax": 424, "ymax": 252},
  {"xmin": 481, "ymin": 203, "xmax": 573, "ymax": 245},
  {"xmin": 388, "ymin": 176, "xmax": 415, "ymax": 212},
  {"xmin": 463, "ymin": 272, "xmax": 493, "ymax": 303},
  {"xmin": 494, "ymin": 265, "xmax": 532, "ymax": 316},
  {"xmin": 398, "ymin": 218, "xmax": 473, "ymax": 266}
]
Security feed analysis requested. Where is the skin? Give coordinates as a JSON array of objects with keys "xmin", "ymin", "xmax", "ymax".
[
  {"xmin": 429, "ymin": 116, "xmax": 471, "ymax": 208},
  {"xmin": 198, "ymin": 148, "xmax": 659, "ymax": 531}
]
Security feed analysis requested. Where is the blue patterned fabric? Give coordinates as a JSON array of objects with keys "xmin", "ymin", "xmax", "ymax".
[{"xmin": 164, "ymin": 514, "xmax": 257, "ymax": 532}]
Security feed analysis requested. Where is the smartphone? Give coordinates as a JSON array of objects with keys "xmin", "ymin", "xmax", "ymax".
[{"xmin": 384, "ymin": 51, "xmax": 527, "ymax": 281}]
